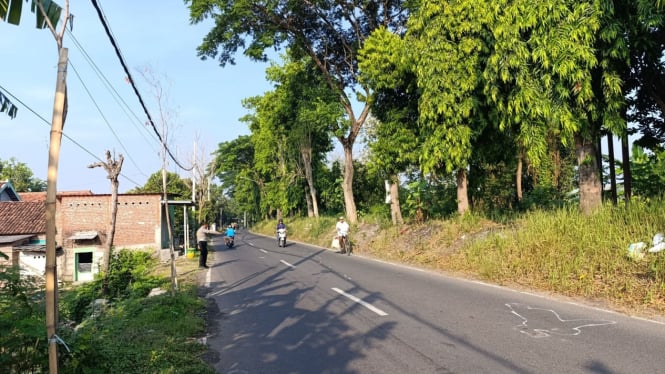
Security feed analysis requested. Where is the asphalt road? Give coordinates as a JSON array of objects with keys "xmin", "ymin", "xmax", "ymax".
[{"xmin": 199, "ymin": 230, "xmax": 665, "ymax": 374}]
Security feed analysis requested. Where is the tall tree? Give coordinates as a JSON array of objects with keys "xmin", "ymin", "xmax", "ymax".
[
  {"xmin": 212, "ymin": 136, "xmax": 262, "ymax": 220},
  {"xmin": 486, "ymin": 0, "xmax": 622, "ymax": 214},
  {"xmin": 186, "ymin": 0, "xmax": 412, "ymax": 223},
  {"xmin": 407, "ymin": 0, "xmax": 495, "ymax": 215},
  {"xmin": 359, "ymin": 27, "xmax": 421, "ymax": 224},
  {"xmin": 262, "ymin": 54, "xmax": 338, "ymax": 218}
]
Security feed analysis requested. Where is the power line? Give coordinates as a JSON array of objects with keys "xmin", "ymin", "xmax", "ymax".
[
  {"xmin": 68, "ymin": 59, "xmax": 149, "ymax": 179},
  {"xmin": 90, "ymin": 0, "xmax": 193, "ymax": 172},
  {"xmin": 66, "ymin": 28, "xmax": 160, "ymax": 153},
  {"xmin": 0, "ymin": 83, "xmax": 143, "ymax": 189}
]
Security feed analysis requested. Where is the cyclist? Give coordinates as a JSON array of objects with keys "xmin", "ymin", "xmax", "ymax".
[{"xmin": 336, "ymin": 216, "xmax": 350, "ymax": 253}]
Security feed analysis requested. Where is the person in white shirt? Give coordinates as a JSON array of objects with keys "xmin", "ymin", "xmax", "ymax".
[
  {"xmin": 196, "ymin": 223, "xmax": 221, "ymax": 268},
  {"xmin": 335, "ymin": 216, "xmax": 350, "ymax": 253}
]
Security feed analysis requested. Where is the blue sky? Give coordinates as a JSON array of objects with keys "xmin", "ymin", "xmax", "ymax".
[{"xmin": 0, "ymin": 1, "xmax": 274, "ymax": 193}]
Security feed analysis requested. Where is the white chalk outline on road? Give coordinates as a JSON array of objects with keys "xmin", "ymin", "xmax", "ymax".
[
  {"xmin": 506, "ymin": 302, "xmax": 616, "ymax": 338},
  {"xmin": 332, "ymin": 287, "xmax": 388, "ymax": 316},
  {"xmin": 281, "ymin": 260, "xmax": 296, "ymax": 268}
]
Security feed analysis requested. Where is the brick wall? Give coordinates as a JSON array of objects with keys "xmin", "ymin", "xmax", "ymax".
[{"xmin": 57, "ymin": 194, "xmax": 162, "ymax": 248}]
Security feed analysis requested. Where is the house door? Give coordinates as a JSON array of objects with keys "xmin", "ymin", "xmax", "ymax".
[{"xmin": 75, "ymin": 251, "xmax": 94, "ymax": 282}]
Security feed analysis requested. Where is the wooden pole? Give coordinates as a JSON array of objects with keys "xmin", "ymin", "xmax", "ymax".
[{"xmin": 46, "ymin": 46, "xmax": 68, "ymax": 374}]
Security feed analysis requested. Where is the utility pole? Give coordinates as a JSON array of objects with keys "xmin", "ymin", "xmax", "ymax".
[{"xmin": 45, "ymin": 46, "xmax": 68, "ymax": 374}]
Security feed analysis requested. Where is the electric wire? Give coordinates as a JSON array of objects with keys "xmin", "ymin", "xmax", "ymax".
[
  {"xmin": 90, "ymin": 0, "xmax": 194, "ymax": 172},
  {"xmin": 68, "ymin": 59, "xmax": 149, "ymax": 179},
  {"xmin": 0, "ymin": 83, "xmax": 143, "ymax": 188},
  {"xmin": 65, "ymin": 28, "xmax": 160, "ymax": 154}
]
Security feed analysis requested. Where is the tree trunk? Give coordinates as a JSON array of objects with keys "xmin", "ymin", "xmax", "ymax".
[
  {"xmin": 456, "ymin": 168, "xmax": 470, "ymax": 215},
  {"xmin": 516, "ymin": 153, "xmax": 523, "ymax": 202},
  {"xmin": 607, "ymin": 134, "xmax": 617, "ymax": 205},
  {"xmin": 596, "ymin": 136, "xmax": 604, "ymax": 202},
  {"xmin": 304, "ymin": 184, "xmax": 314, "ymax": 217},
  {"xmin": 389, "ymin": 174, "xmax": 403, "ymax": 225},
  {"xmin": 575, "ymin": 133, "xmax": 602, "ymax": 214},
  {"xmin": 621, "ymin": 132, "xmax": 632, "ymax": 204},
  {"xmin": 342, "ymin": 143, "xmax": 358, "ymax": 223},
  {"xmin": 301, "ymin": 146, "xmax": 319, "ymax": 217},
  {"xmin": 106, "ymin": 172, "xmax": 119, "ymax": 267},
  {"xmin": 88, "ymin": 151, "xmax": 123, "ymax": 295}
]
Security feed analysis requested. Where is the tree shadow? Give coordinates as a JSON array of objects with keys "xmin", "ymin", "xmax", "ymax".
[{"xmin": 203, "ymin": 232, "xmax": 546, "ymax": 373}]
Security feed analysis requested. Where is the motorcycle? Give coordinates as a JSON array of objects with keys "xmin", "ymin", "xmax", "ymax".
[
  {"xmin": 277, "ymin": 228, "xmax": 287, "ymax": 247},
  {"xmin": 225, "ymin": 236, "xmax": 235, "ymax": 248}
]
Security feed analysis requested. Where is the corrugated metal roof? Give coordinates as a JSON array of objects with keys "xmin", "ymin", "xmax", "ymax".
[
  {"xmin": 0, "ymin": 234, "xmax": 34, "ymax": 244},
  {"xmin": 67, "ymin": 231, "xmax": 99, "ymax": 240}
]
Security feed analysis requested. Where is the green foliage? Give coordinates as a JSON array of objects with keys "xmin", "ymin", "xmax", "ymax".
[
  {"xmin": 129, "ymin": 170, "xmax": 191, "ymax": 199},
  {"xmin": 0, "ymin": 266, "xmax": 50, "ymax": 373},
  {"xmin": 0, "ymin": 0, "xmax": 63, "ymax": 28},
  {"xmin": 56, "ymin": 251, "xmax": 213, "ymax": 373},
  {"xmin": 402, "ymin": 178, "xmax": 458, "ymax": 222},
  {"xmin": 352, "ymin": 161, "xmax": 386, "ymax": 215},
  {"xmin": 315, "ymin": 160, "xmax": 345, "ymax": 215},
  {"xmin": 59, "ymin": 281, "xmax": 101, "ymax": 324},
  {"xmin": 0, "ymin": 157, "xmax": 46, "ymax": 192},
  {"xmin": 61, "ymin": 284, "xmax": 211, "ymax": 374},
  {"xmin": 628, "ymin": 146, "xmax": 665, "ymax": 198},
  {"xmin": 407, "ymin": 0, "xmax": 491, "ymax": 177},
  {"xmin": 104, "ymin": 249, "xmax": 163, "ymax": 299}
]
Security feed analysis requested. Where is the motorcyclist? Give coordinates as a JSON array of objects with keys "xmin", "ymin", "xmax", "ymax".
[
  {"xmin": 276, "ymin": 219, "xmax": 287, "ymax": 244},
  {"xmin": 225, "ymin": 224, "xmax": 236, "ymax": 245}
]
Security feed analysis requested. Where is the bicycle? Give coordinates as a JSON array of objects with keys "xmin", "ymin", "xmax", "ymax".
[{"xmin": 339, "ymin": 234, "xmax": 352, "ymax": 256}]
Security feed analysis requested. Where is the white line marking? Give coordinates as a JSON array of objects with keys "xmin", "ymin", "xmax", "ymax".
[
  {"xmin": 332, "ymin": 287, "xmax": 388, "ymax": 316},
  {"xmin": 260, "ymin": 249, "xmax": 267, "ymax": 253},
  {"xmin": 281, "ymin": 260, "xmax": 295, "ymax": 268},
  {"xmin": 506, "ymin": 303, "xmax": 616, "ymax": 338}
]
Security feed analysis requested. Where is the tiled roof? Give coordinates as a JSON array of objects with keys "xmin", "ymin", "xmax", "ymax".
[
  {"xmin": 17, "ymin": 192, "xmax": 45, "ymax": 202},
  {"xmin": 0, "ymin": 201, "xmax": 46, "ymax": 235}
]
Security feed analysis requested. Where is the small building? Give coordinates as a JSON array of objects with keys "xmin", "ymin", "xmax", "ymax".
[
  {"xmin": 0, "ymin": 198, "xmax": 64, "ymax": 278},
  {"xmin": 1, "ymin": 181, "xmax": 195, "ymax": 283}
]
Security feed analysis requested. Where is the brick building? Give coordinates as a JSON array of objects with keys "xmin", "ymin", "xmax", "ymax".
[{"xmin": 2, "ymin": 182, "xmax": 189, "ymax": 282}]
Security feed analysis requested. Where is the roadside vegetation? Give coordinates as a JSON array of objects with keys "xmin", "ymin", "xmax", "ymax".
[
  {"xmin": 0, "ymin": 249, "xmax": 212, "ymax": 373},
  {"xmin": 253, "ymin": 198, "xmax": 665, "ymax": 319}
]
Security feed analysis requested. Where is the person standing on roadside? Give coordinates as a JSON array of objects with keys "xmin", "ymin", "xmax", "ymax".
[{"xmin": 196, "ymin": 223, "xmax": 221, "ymax": 269}]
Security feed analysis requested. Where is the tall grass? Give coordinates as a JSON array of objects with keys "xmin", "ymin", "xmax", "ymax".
[{"xmin": 446, "ymin": 199, "xmax": 665, "ymax": 314}]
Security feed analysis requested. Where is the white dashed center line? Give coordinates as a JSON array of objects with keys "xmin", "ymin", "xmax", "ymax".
[
  {"xmin": 332, "ymin": 287, "xmax": 388, "ymax": 316},
  {"xmin": 280, "ymin": 260, "xmax": 295, "ymax": 268}
]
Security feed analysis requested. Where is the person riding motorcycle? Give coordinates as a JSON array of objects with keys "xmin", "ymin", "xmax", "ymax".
[
  {"xmin": 276, "ymin": 219, "xmax": 287, "ymax": 245},
  {"xmin": 225, "ymin": 224, "xmax": 236, "ymax": 246}
]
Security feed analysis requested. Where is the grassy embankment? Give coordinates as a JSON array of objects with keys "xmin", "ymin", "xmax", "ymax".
[{"xmin": 252, "ymin": 198, "xmax": 665, "ymax": 318}]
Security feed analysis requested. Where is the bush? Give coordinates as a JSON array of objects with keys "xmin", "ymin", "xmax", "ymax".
[{"xmin": 0, "ymin": 266, "xmax": 50, "ymax": 373}]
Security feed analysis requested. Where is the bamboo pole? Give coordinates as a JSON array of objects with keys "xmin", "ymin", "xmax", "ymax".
[{"xmin": 46, "ymin": 47, "xmax": 68, "ymax": 374}]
